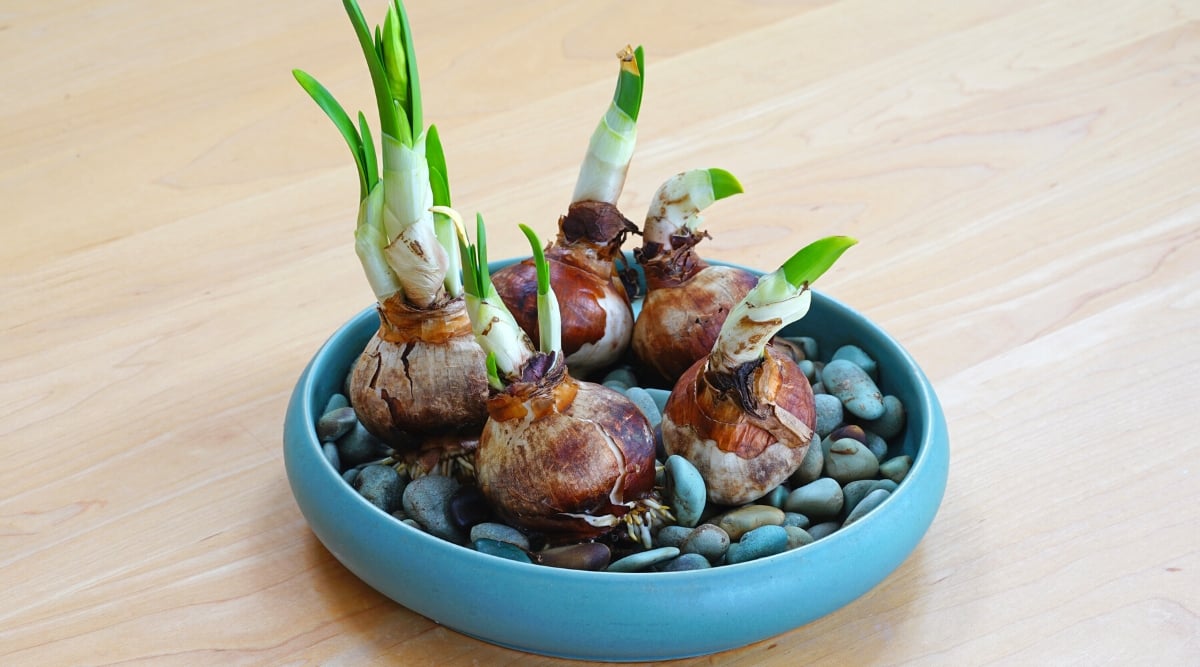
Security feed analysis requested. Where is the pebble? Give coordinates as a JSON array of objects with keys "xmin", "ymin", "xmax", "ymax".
[
  {"xmin": 842, "ymin": 479, "xmax": 898, "ymax": 517},
  {"xmin": 784, "ymin": 478, "xmax": 843, "ymax": 519},
  {"xmin": 813, "ymin": 394, "xmax": 844, "ymax": 437},
  {"xmin": 353, "ymin": 464, "xmax": 404, "ymax": 514},
  {"xmin": 759, "ymin": 484, "xmax": 788, "ymax": 509},
  {"xmin": 317, "ymin": 406, "xmax": 358, "ymax": 443},
  {"xmin": 602, "ymin": 380, "xmax": 630, "ymax": 393},
  {"xmin": 645, "ymin": 388, "xmax": 671, "ymax": 414},
  {"xmin": 625, "ymin": 387, "xmax": 662, "ymax": 429},
  {"xmin": 337, "ymin": 422, "xmax": 386, "ymax": 467},
  {"xmin": 474, "ymin": 538, "xmax": 532, "ymax": 564},
  {"xmin": 807, "ymin": 521, "xmax": 841, "ymax": 541},
  {"xmin": 665, "ymin": 455, "xmax": 706, "ymax": 528},
  {"xmin": 341, "ymin": 468, "xmax": 359, "ymax": 486},
  {"xmin": 680, "ymin": 524, "xmax": 731, "ymax": 564},
  {"xmin": 658, "ymin": 553, "xmax": 712, "ymax": 572},
  {"xmin": 713, "ymin": 505, "xmax": 785, "ymax": 542},
  {"xmin": 655, "ymin": 525, "xmax": 693, "ymax": 549},
  {"xmin": 447, "ymin": 485, "xmax": 492, "ymax": 532},
  {"xmin": 831, "ymin": 344, "xmax": 878, "ymax": 380},
  {"xmin": 863, "ymin": 395, "xmax": 906, "ymax": 440},
  {"xmin": 402, "ymin": 475, "xmax": 466, "ymax": 544},
  {"xmin": 797, "ymin": 359, "xmax": 818, "ymax": 384},
  {"xmin": 782, "ymin": 512, "xmax": 811, "ymax": 529},
  {"xmin": 323, "ymin": 392, "xmax": 350, "ymax": 414},
  {"xmin": 823, "ymin": 438, "xmax": 880, "ymax": 484},
  {"xmin": 726, "ymin": 525, "xmax": 789, "ymax": 564},
  {"xmin": 864, "ymin": 430, "xmax": 889, "ymax": 461},
  {"xmin": 821, "ymin": 359, "xmax": 885, "ymax": 420},
  {"xmin": 783, "ymin": 336, "xmax": 819, "ymax": 360},
  {"xmin": 829, "ymin": 424, "xmax": 867, "ymax": 445},
  {"xmin": 880, "ymin": 455, "xmax": 912, "ymax": 483},
  {"xmin": 789, "ymin": 439, "xmax": 824, "ymax": 487},
  {"xmin": 602, "ymin": 367, "xmax": 638, "ymax": 390},
  {"xmin": 607, "ymin": 546, "xmax": 680, "ymax": 572},
  {"xmin": 784, "ymin": 525, "xmax": 814, "ymax": 549},
  {"xmin": 321, "ymin": 442, "xmax": 341, "ymax": 471},
  {"xmin": 537, "ymin": 542, "xmax": 611, "ymax": 571},
  {"xmin": 469, "ymin": 522, "xmax": 531, "ymax": 551},
  {"xmin": 401, "ymin": 518, "xmax": 423, "ymax": 531},
  {"xmin": 844, "ymin": 489, "xmax": 891, "ymax": 526}
]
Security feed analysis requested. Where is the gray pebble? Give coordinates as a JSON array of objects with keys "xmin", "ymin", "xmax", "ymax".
[
  {"xmin": 658, "ymin": 553, "xmax": 712, "ymax": 572},
  {"xmin": 813, "ymin": 393, "xmax": 844, "ymax": 437},
  {"xmin": 862, "ymin": 395, "xmax": 906, "ymax": 440},
  {"xmin": 321, "ymin": 442, "xmax": 341, "ymax": 471},
  {"xmin": 401, "ymin": 518, "xmax": 423, "ymax": 531},
  {"xmin": 864, "ymin": 430, "xmax": 889, "ymax": 461},
  {"xmin": 759, "ymin": 484, "xmax": 788, "ymax": 509},
  {"xmin": 831, "ymin": 344, "xmax": 878, "ymax": 380},
  {"xmin": 317, "ymin": 406, "xmax": 358, "ymax": 442},
  {"xmin": 469, "ymin": 522, "xmax": 531, "ymax": 551},
  {"xmin": 602, "ymin": 366, "xmax": 639, "ymax": 389},
  {"xmin": 726, "ymin": 525, "xmax": 788, "ymax": 564},
  {"xmin": 341, "ymin": 468, "xmax": 359, "ymax": 486},
  {"xmin": 797, "ymin": 359, "xmax": 818, "ymax": 384},
  {"xmin": 680, "ymin": 524, "xmax": 731, "ymax": 564},
  {"xmin": 402, "ymin": 475, "xmax": 465, "ymax": 544},
  {"xmin": 625, "ymin": 387, "xmax": 662, "ymax": 429},
  {"xmin": 811, "ymin": 381, "xmax": 826, "ymax": 395},
  {"xmin": 608, "ymin": 547, "xmax": 680, "ymax": 572},
  {"xmin": 713, "ymin": 504, "xmax": 785, "ymax": 542},
  {"xmin": 602, "ymin": 380, "xmax": 630, "ymax": 393},
  {"xmin": 789, "ymin": 439, "xmax": 824, "ymax": 487},
  {"xmin": 823, "ymin": 438, "xmax": 880, "ymax": 484},
  {"xmin": 844, "ymin": 488, "xmax": 891, "ymax": 526},
  {"xmin": 842, "ymin": 479, "xmax": 897, "ymax": 517},
  {"xmin": 666, "ymin": 455, "xmax": 706, "ymax": 528},
  {"xmin": 537, "ymin": 542, "xmax": 611, "ymax": 571},
  {"xmin": 782, "ymin": 512, "xmax": 811, "ymax": 529},
  {"xmin": 807, "ymin": 521, "xmax": 840, "ymax": 540},
  {"xmin": 784, "ymin": 478, "xmax": 843, "ymax": 519},
  {"xmin": 822, "ymin": 359, "xmax": 885, "ymax": 420},
  {"xmin": 783, "ymin": 336, "xmax": 819, "ymax": 360},
  {"xmin": 337, "ymin": 422, "xmax": 386, "ymax": 467},
  {"xmin": 655, "ymin": 525, "xmax": 693, "ymax": 549},
  {"xmin": 474, "ymin": 538, "xmax": 532, "ymax": 564},
  {"xmin": 880, "ymin": 455, "xmax": 913, "ymax": 483},
  {"xmin": 323, "ymin": 393, "xmax": 350, "ymax": 414},
  {"xmin": 645, "ymin": 388, "xmax": 671, "ymax": 414},
  {"xmin": 353, "ymin": 464, "xmax": 404, "ymax": 514},
  {"xmin": 784, "ymin": 525, "xmax": 815, "ymax": 549}
]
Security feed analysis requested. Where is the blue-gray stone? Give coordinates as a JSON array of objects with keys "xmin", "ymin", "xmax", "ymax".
[
  {"xmin": 784, "ymin": 478, "xmax": 843, "ymax": 519},
  {"xmin": 842, "ymin": 479, "xmax": 898, "ymax": 517},
  {"xmin": 321, "ymin": 442, "xmax": 341, "ymax": 471},
  {"xmin": 602, "ymin": 367, "xmax": 639, "ymax": 389},
  {"xmin": 680, "ymin": 523, "xmax": 731, "ymax": 564},
  {"xmin": 797, "ymin": 359, "xmax": 818, "ymax": 384},
  {"xmin": 336, "ymin": 422, "xmax": 386, "ymax": 467},
  {"xmin": 469, "ymin": 522, "xmax": 531, "ymax": 551},
  {"xmin": 759, "ymin": 484, "xmax": 788, "ymax": 509},
  {"xmin": 789, "ymin": 439, "xmax": 824, "ymax": 487},
  {"xmin": 713, "ymin": 505, "xmax": 785, "ymax": 541},
  {"xmin": 655, "ymin": 525, "xmax": 693, "ymax": 549},
  {"xmin": 658, "ymin": 553, "xmax": 712, "ymax": 572},
  {"xmin": 607, "ymin": 547, "xmax": 681, "ymax": 572},
  {"xmin": 726, "ymin": 525, "xmax": 789, "ymax": 564},
  {"xmin": 782, "ymin": 336, "xmax": 819, "ymax": 360},
  {"xmin": 317, "ymin": 406, "xmax": 358, "ymax": 442},
  {"xmin": 474, "ymin": 538, "xmax": 532, "ymax": 564},
  {"xmin": 784, "ymin": 525, "xmax": 814, "ymax": 549},
  {"xmin": 402, "ymin": 475, "xmax": 465, "ymax": 544},
  {"xmin": 814, "ymin": 393, "xmax": 844, "ymax": 437},
  {"xmin": 831, "ymin": 344, "xmax": 878, "ymax": 379},
  {"xmin": 844, "ymin": 489, "xmax": 891, "ymax": 526},
  {"xmin": 353, "ymin": 464, "xmax": 404, "ymax": 513},
  {"xmin": 862, "ymin": 395, "xmax": 906, "ymax": 440},
  {"xmin": 602, "ymin": 380, "xmax": 630, "ymax": 393},
  {"xmin": 824, "ymin": 438, "xmax": 880, "ymax": 484},
  {"xmin": 645, "ymin": 388, "xmax": 671, "ymax": 414},
  {"xmin": 782, "ymin": 512, "xmax": 811, "ymax": 529},
  {"xmin": 323, "ymin": 392, "xmax": 350, "ymax": 414},
  {"xmin": 808, "ymin": 521, "xmax": 840, "ymax": 540},
  {"xmin": 821, "ymin": 359, "xmax": 885, "ymax": 420},
  {"xmin": 864, "ymin": 430, "xmax": 889, "ymax": 461},
  {"xmin": 341, "ymin": 468, "xmax": 359, "ymax": 486},
  {"xmin": 880, "ymin": 455, "xmax": 912, "ymax": 483},
  {"xmin": 625, "ymin": 387, "xmax": 662, "ymax": 429},
  {"xmin": 666, "ymin": 455, "xmax": 706, "ymax": 528}
]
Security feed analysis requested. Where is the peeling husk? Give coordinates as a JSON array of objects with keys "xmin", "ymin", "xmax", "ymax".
[
  {"xmin": 492, "ymin": 201, "xmax": 636, "ymax": 378},
  {"xmin": 662, "ymin": 345, "xmax": 815, "ymax": 505},
  {"xmin": 350, "ymin": 293, "xmax": 490, "ymax": 449},
  {"xmin": 633, "ymin": 249, "xmax": 759, "ymax": 385},
  {"xmin": 476, "ymin": 368, "xmax": 657, "ymax": 542}
]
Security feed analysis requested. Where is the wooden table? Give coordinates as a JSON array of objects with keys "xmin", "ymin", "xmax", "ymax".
[{"xmin": 4, "ymin": 1, "xmax": 1197, "ymax": 663}]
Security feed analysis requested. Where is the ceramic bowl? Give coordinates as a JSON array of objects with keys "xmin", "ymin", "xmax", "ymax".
[{"xmin": 283, "ymin": 258, "xmax": 949, "ymax": 662}]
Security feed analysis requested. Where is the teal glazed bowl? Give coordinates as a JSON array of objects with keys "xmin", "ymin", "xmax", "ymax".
[{"xmin": 283, "ymin": 258, "xmax": 949, "ymax": 662}]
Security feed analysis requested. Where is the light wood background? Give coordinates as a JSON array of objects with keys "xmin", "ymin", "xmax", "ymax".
[{"xmin": 3, "ymin": 0, "xmax": 1198, "ymax": 664}]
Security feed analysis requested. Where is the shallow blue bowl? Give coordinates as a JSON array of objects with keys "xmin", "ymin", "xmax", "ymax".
[{"xmin": 283, "ymin": 258, "xmax": 949, "ymax": 662}]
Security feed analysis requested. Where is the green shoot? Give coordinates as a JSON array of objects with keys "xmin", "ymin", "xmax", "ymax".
[
  {"xmin": 613, "ymin": 45, "xmax": 645, "ymax": 121},
  {"xmin": 358, "ymin": 111, "xmax": 378, "ymax": 189},
  {"xmin": 519, "ymin": 224, "xmax": 562, "ymax": 354},
  {"xmin": 707, "ymin": 168, "xmax": 743, "ymax": 201},
  {"xmin": 342, "ymin": 0, "xmax": 401, "ymax": 141},
  {"xmin": 780, "ymin": 236, "xmax": 858, "ymax": 288},
  {"xmin": 292, "ymin": 69, "xmax": 369, "ymax": 199}
]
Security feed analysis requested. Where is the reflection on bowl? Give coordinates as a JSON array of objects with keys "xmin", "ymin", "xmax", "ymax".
[{"xmin": 283, "ymin": 258, "xmax": 949, "ymax": 662}]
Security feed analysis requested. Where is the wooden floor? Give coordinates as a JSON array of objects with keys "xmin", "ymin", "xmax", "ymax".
[{"xmin": 3, "ymin": 1, "xmax": 1198, "ymax": 664}]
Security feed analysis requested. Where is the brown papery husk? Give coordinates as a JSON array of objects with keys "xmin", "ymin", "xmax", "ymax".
[
  {"xmin": 349, "ymin": 293, "xmax": 489, "ymax": 449},
  {"xmin": 491, "ymin": 201, "xmax": 637, "ymax": 379},
  {"xmin": 662, "ymin": 345, "xmax": 815, "ymax": 505},
  {"xmin": 633, "ymin": 243, "xmax": 759, "ymax": 385},
  {"xmin": 476, "ymin": 368, "xmax": 657, "ymax": 543}
]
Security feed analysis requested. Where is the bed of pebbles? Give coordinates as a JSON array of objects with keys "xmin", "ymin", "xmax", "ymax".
[{"xmin": 313, "ymin": 337, "xmax": 911, "ymax": 572}]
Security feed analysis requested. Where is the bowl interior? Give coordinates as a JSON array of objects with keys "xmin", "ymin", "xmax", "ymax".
[{"xmin": 283, "ymin": 256, "xmax": 948, "ymax": 661}]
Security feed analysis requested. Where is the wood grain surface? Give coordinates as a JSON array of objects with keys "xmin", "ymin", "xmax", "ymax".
[{"xmin": 3, "ymin": 0, "xmax": 1198, "ymax": 664}]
